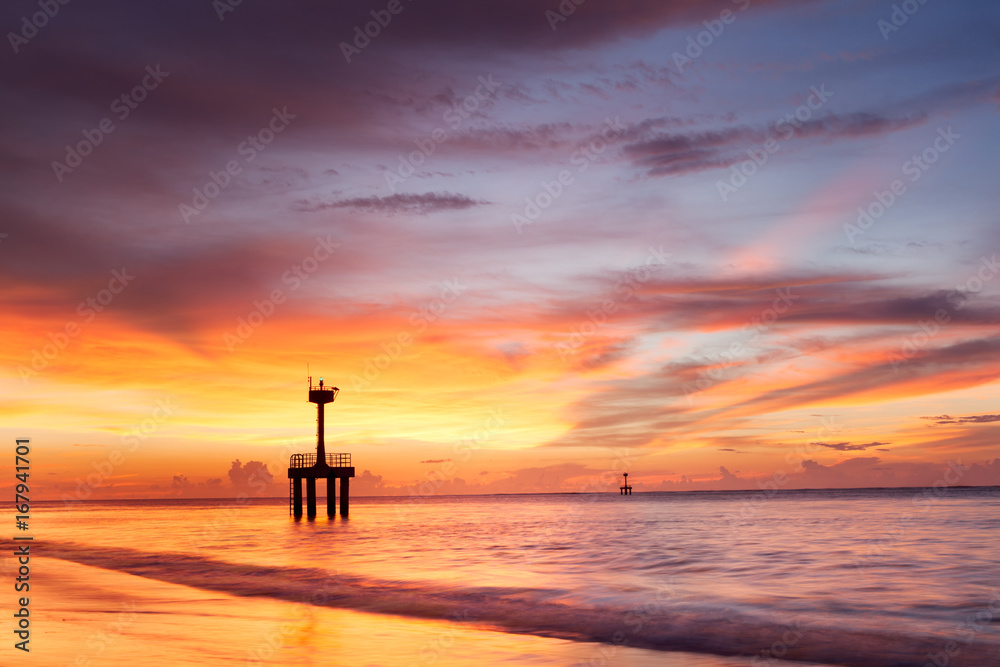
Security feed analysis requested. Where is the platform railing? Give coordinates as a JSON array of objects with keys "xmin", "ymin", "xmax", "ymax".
[{"xmin": 289, "ymin": 453, "xmax": 351, "ymax": 468}]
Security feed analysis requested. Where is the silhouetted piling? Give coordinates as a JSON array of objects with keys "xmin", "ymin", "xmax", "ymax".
[
  {"xmin": 620, "ymin": 472, "xmax": 632, "ymax": 495},
  {"xmin": 288, "ymin": 378, "xmax": 355, "ymax": 518}
]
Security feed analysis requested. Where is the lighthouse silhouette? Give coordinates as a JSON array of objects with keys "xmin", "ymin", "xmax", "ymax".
[
  {"xmin": 620, "ymin": 472, "xmax": 632, "ymax": 495},
  {"xmin": 287, "ymin": 377, "xmax": 355, "ymax": 518}
]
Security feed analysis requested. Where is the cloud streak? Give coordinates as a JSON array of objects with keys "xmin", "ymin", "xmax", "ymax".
[
  {"xmin": 295, "ymin": 192, "xmax": 489, "ymax": 215},
  {"xmin": 624, "ymin": 112, "xmax": 926, "ymax": 177}
]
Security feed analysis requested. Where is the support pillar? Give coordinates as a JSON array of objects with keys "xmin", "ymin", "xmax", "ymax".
[
  {"xmin": 327, "ymin": 475, "xmax": 336, "ymax": 517},
  {"xmin": 340, "ymin": 476, "xmax": 349, "ymax": 516},
  {"xmin": 306, "ymin": 477, "xmax": 317, "ymax": 517},
  {"xmin": 316, "ymin": 402, "xmax": 326, "ymax": 461},
  {"xmin": 293, "ymin": 477, "xmax": 303, "ymax": 517}
]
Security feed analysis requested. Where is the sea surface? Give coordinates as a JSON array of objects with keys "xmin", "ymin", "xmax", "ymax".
[{"xmin": 22, "ymin": 487, "xmax": 1000, "ymax": 666}]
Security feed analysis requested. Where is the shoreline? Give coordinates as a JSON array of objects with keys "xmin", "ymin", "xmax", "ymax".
[
  {"xmin": 36, "ymin": 544, "xmax": 1000, "ymax": 667},
  {"xmin": 10, "ymin": 557, "xmax": 775, "ymax": 667}
]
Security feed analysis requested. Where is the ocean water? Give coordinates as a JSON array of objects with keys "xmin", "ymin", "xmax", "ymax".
[{"xmin": 27, "ymin": 487, "xmax": 1000, "ymax": 666}]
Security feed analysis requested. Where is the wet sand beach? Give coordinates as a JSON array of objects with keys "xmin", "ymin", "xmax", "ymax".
[{"xmin": 18, "ymin": 557, "xmax": 775, "ymax": 667}]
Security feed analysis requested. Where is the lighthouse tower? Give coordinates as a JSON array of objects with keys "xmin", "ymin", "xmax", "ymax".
[
  {"xmin": 287, "ymin": 377, "xmax": 355, "ymax": 518},
  {"xmin": 620, "ymin": 472, "xmax": 632, "ymax": 495}
]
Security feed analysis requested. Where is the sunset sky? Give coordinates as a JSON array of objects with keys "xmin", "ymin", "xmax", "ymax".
[{"xmin": 3, "ymin": 0, "xmax": 999, "ymax": 499}]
